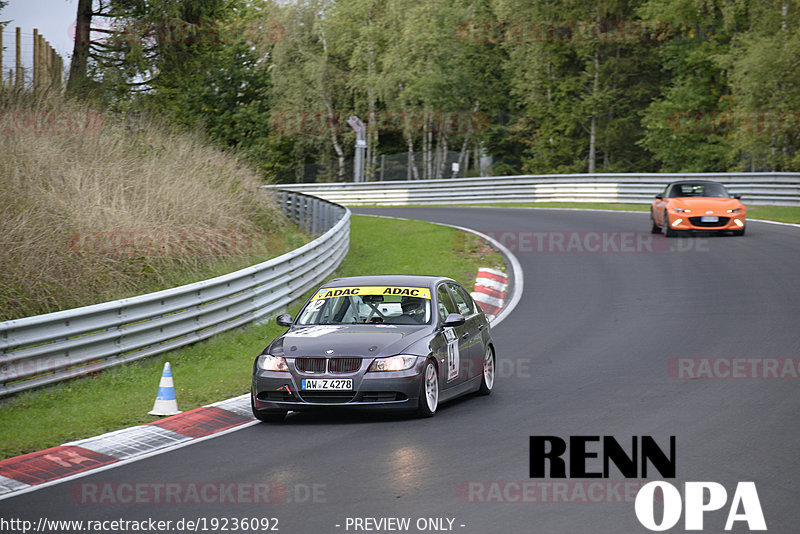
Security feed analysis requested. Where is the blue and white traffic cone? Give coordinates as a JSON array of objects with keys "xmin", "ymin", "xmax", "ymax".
[{"xmin": 148, "ymin": 362, "xmax": 182, "ymax": 416}]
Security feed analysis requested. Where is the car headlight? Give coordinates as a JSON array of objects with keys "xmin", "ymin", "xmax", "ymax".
[
  {"xmin": 673, "ymin": 208, "xmax": 691, "ymax": 213},
  {"xmin": 727, "ymin": 208, "xmax": 742, "ymax": 213},
  {"xmin": 258, "ymin": 353, "xmax": 289, "ymax": 372},
  {"xmin": 368, "ymin": 355, "xmax": 418, "ymax": 372}
]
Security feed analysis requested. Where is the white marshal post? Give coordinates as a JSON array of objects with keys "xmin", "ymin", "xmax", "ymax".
[{"xmin": 347, "ymin": 115, "xmax": 366, "ymax": 182}]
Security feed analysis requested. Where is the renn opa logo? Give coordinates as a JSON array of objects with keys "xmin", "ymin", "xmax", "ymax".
[{"xmin": 529, "ymin": 436, "xmax": 767, "ymax": 531}]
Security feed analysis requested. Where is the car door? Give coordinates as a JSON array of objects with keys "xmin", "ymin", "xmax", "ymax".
[
  {"xmin": 436, "ymin": 283, "xmax": 471, "ymax": 387},
  {"xmin": 446, "ymin": 282, "xmax": 484, "ymax": 380}
]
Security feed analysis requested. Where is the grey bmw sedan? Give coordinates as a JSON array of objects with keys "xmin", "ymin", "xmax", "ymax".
[{"xmin": 251, "ymin": 275, "xmax": 496, "ymax": 422}]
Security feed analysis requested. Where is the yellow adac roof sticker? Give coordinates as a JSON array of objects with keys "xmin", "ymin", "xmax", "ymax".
[{"xmin": 311, "ymin": 286, "xmax": 431, "ymax": 300}]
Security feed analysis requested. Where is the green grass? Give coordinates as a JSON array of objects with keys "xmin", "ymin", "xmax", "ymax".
[
  {"xmin": 0, "ymin": 214, "xmax": 503, "ymax": 459},
  {"xmin": 746, "ymin": 206, "xmax": 800, "ymax": 224},
  {"xmin": 393, "ymin": 201, "xmax": 799, "ymax": 224},
  {"xmin": 340, "ymin": 215, "xmax": 504, "ymax": 284}
]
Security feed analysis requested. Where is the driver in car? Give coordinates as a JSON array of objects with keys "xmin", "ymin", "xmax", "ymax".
[{"xmin": 400, "ymin": 296, "xmax": 426, "ymax": 324}]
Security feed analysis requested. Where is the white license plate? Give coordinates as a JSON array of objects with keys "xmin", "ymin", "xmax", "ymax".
[
  {"xmin": 301, "ymin": 378, "xmax": 353, "ymax": 390},
  {"xmin": 701, "ymin": 216, "xmax": 719, "ymax": 223}
]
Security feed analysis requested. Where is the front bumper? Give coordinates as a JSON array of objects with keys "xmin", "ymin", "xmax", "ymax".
[
  {"xmin": 667, "ymin": 213, "xmax": 745, "ymax": 232},
  {"xmin": 252, "ymin": 358, "xmax": 426, "ymax": 412}
]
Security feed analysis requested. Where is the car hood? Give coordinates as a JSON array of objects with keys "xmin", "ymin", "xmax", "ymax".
[
  {"xmin": 268, "ymin": 324, "xmax": 433, "ymax": 358},
  {"xmin": 669, "ymin": 197, "xmax": 743, "ymax": 213}
]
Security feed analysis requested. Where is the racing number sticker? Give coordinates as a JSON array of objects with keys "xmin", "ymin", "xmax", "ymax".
[
  {"xmin": 305, "ymin": 299, "xmax": 325, "ymax": 313},
  {"xmin": 444, "ymin": 327, "xmax": 459, "ymax": 381}
]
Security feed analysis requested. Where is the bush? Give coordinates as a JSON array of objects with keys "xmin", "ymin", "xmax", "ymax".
[{"xmin": 0, "ymin": 91, "xmax": 293, "ymax": 320}]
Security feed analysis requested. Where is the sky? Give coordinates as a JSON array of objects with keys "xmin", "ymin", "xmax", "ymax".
[{"xmin": 1, "ymin": 0, "xmax": 78, "ymax": 74}]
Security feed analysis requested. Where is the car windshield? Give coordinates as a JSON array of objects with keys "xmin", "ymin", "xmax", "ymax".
[
  {"xmin": 667, "ymin": 182, "xmax": 729, "ymax": 198},
  {"xmin": 296, "ymin": 286, "xmax": 432, "ymax": 325}
]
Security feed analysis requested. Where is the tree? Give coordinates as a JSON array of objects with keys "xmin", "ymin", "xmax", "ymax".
[
  {"xmin": 67, "ymin": 0, "xmax": 99, "ymax": 95},
  {"xmin": 335, "ymin": 0, "xmax": 502, "ymax": 180},
  {"xmin": 636, "ymin": 0, "xmax": 740, "ymax": 171},
  {"xmin": 495, "ymin": 0, "xmax": 665, "ymax": 173},
  {"xmin": 722, "ymin": 0, "xmax": 800, "ymax": 170},
  {"xmin": 266, "ymin": 0, "xmax": 353, "ymax": 181},
  {"xmin": 638, "ymin": 0, "xmax": 800, "ymax": 171}
]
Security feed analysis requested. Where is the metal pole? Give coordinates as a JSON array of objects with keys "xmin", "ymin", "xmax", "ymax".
[
  {"xmin": 360, "ymin": 136, "xmax": 366, "ymax": 182},
  {"xmin": 348, "ymin": 116, "xmax": 367, "ymax": 182},
  {"xmin": 15, "ymin": 27, "xmax": 22, "ymax": 89},
  {"xmin": 33, "ymin": 29, "xmax": 39, "ymax": 90},
  {"xmin": 354, "ymin": 138, "xmax": 365, "ymax": 182},
  {"xmin": 48, "ymin": 40, "xmax": 55, "ymax": 88}
]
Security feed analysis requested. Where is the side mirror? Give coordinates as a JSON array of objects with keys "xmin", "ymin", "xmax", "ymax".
[
  {"xmin": 655, "ymin": 194, "xmax": 663, "ymax": 200},
  {"xmin": 276, "ymin": 314, "xmax": 293, "ymax": 327},
  {"xmin": 733, "ymin": 194, "xmax": 742, "ymax": 200},
  {"xmin": 442, "ymin": 313, "xmax": 466, "ymax": 328}
]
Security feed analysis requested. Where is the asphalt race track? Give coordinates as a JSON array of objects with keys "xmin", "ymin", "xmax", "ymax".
[{"xmin": 2, "ymin": 207, "xmax": 799, "ymax": 533}]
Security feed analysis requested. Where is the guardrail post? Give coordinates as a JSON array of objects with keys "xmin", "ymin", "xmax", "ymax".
[
  {"xmin": 311, "ymin": 199, "xmax": 320, "ymax": 235},
  {"xmin": 281, "ymin": 191, "xmax": 289, "ymax": 218},
  {"xmin": 301, "ymin": 197, "xmax": 308, "ymax": 233}
]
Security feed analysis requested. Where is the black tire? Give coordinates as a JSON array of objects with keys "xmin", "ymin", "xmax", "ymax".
[
  {"xmin": 650, "ymin": 210, "xmax": 660, "ymax": 234},
  {"xmin": 733, "ymin": 227, "xmax": 746, "ymax": 236},
  {"xmin": 663, "ymin": 210, "xmax": 677, "ymax": 237},
  {"xmin": 416, "ymin": 359, "xmax": 439, "ymax": 417},
  {"xmin": 476, "ymin": 345, "xmax": 495, "ymax": 396},
  {"xmin": 251, "ymin": 393, "xmax": 287, "ymax": 423}
]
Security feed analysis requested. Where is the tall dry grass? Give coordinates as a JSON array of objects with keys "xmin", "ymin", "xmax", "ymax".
[{"xmin": 0, "ymin": 91, "xmax": 293, "ymax": 321}]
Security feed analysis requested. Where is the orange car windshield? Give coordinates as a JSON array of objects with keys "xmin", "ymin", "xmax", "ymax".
[{"xmin": 667, "ymin": 183, "xmax": 729, "ymax": 198}]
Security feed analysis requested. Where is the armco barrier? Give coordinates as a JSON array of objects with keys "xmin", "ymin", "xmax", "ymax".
[
  {"xmin": 0, "ymin": 192, "xmax": 349, "ymax": 397},
  {"xmin": 262, "ymin": 173, "xmax": 800, "ymax": 207}
]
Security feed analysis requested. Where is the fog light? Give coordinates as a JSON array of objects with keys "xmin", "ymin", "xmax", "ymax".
[
  {"xmin": 734, "ymin": 219, "xmax": 744, "ymax": 227},
  {"xmin": 672, "ymin": 218, "xmax": 683, "ymax": 227}
]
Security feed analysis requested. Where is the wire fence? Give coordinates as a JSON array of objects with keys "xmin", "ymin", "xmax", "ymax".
[{"xmin": 0, "ymin": 26, "xmax": 65, "ymax": 92}]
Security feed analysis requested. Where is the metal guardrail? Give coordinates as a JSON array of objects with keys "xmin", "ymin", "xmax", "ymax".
[
  {"xmin": 263, "ymin": 173, "xmax": 800, "ymax": 207},
  {"xmin": 0, "ymin": 192, "xmax": 350, "ymax": 397}
]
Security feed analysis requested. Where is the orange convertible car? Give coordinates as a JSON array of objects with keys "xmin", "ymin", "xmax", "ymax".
[{"xmin": 651, "ymin": 180, "xmax": 746, "ymax": 237}]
